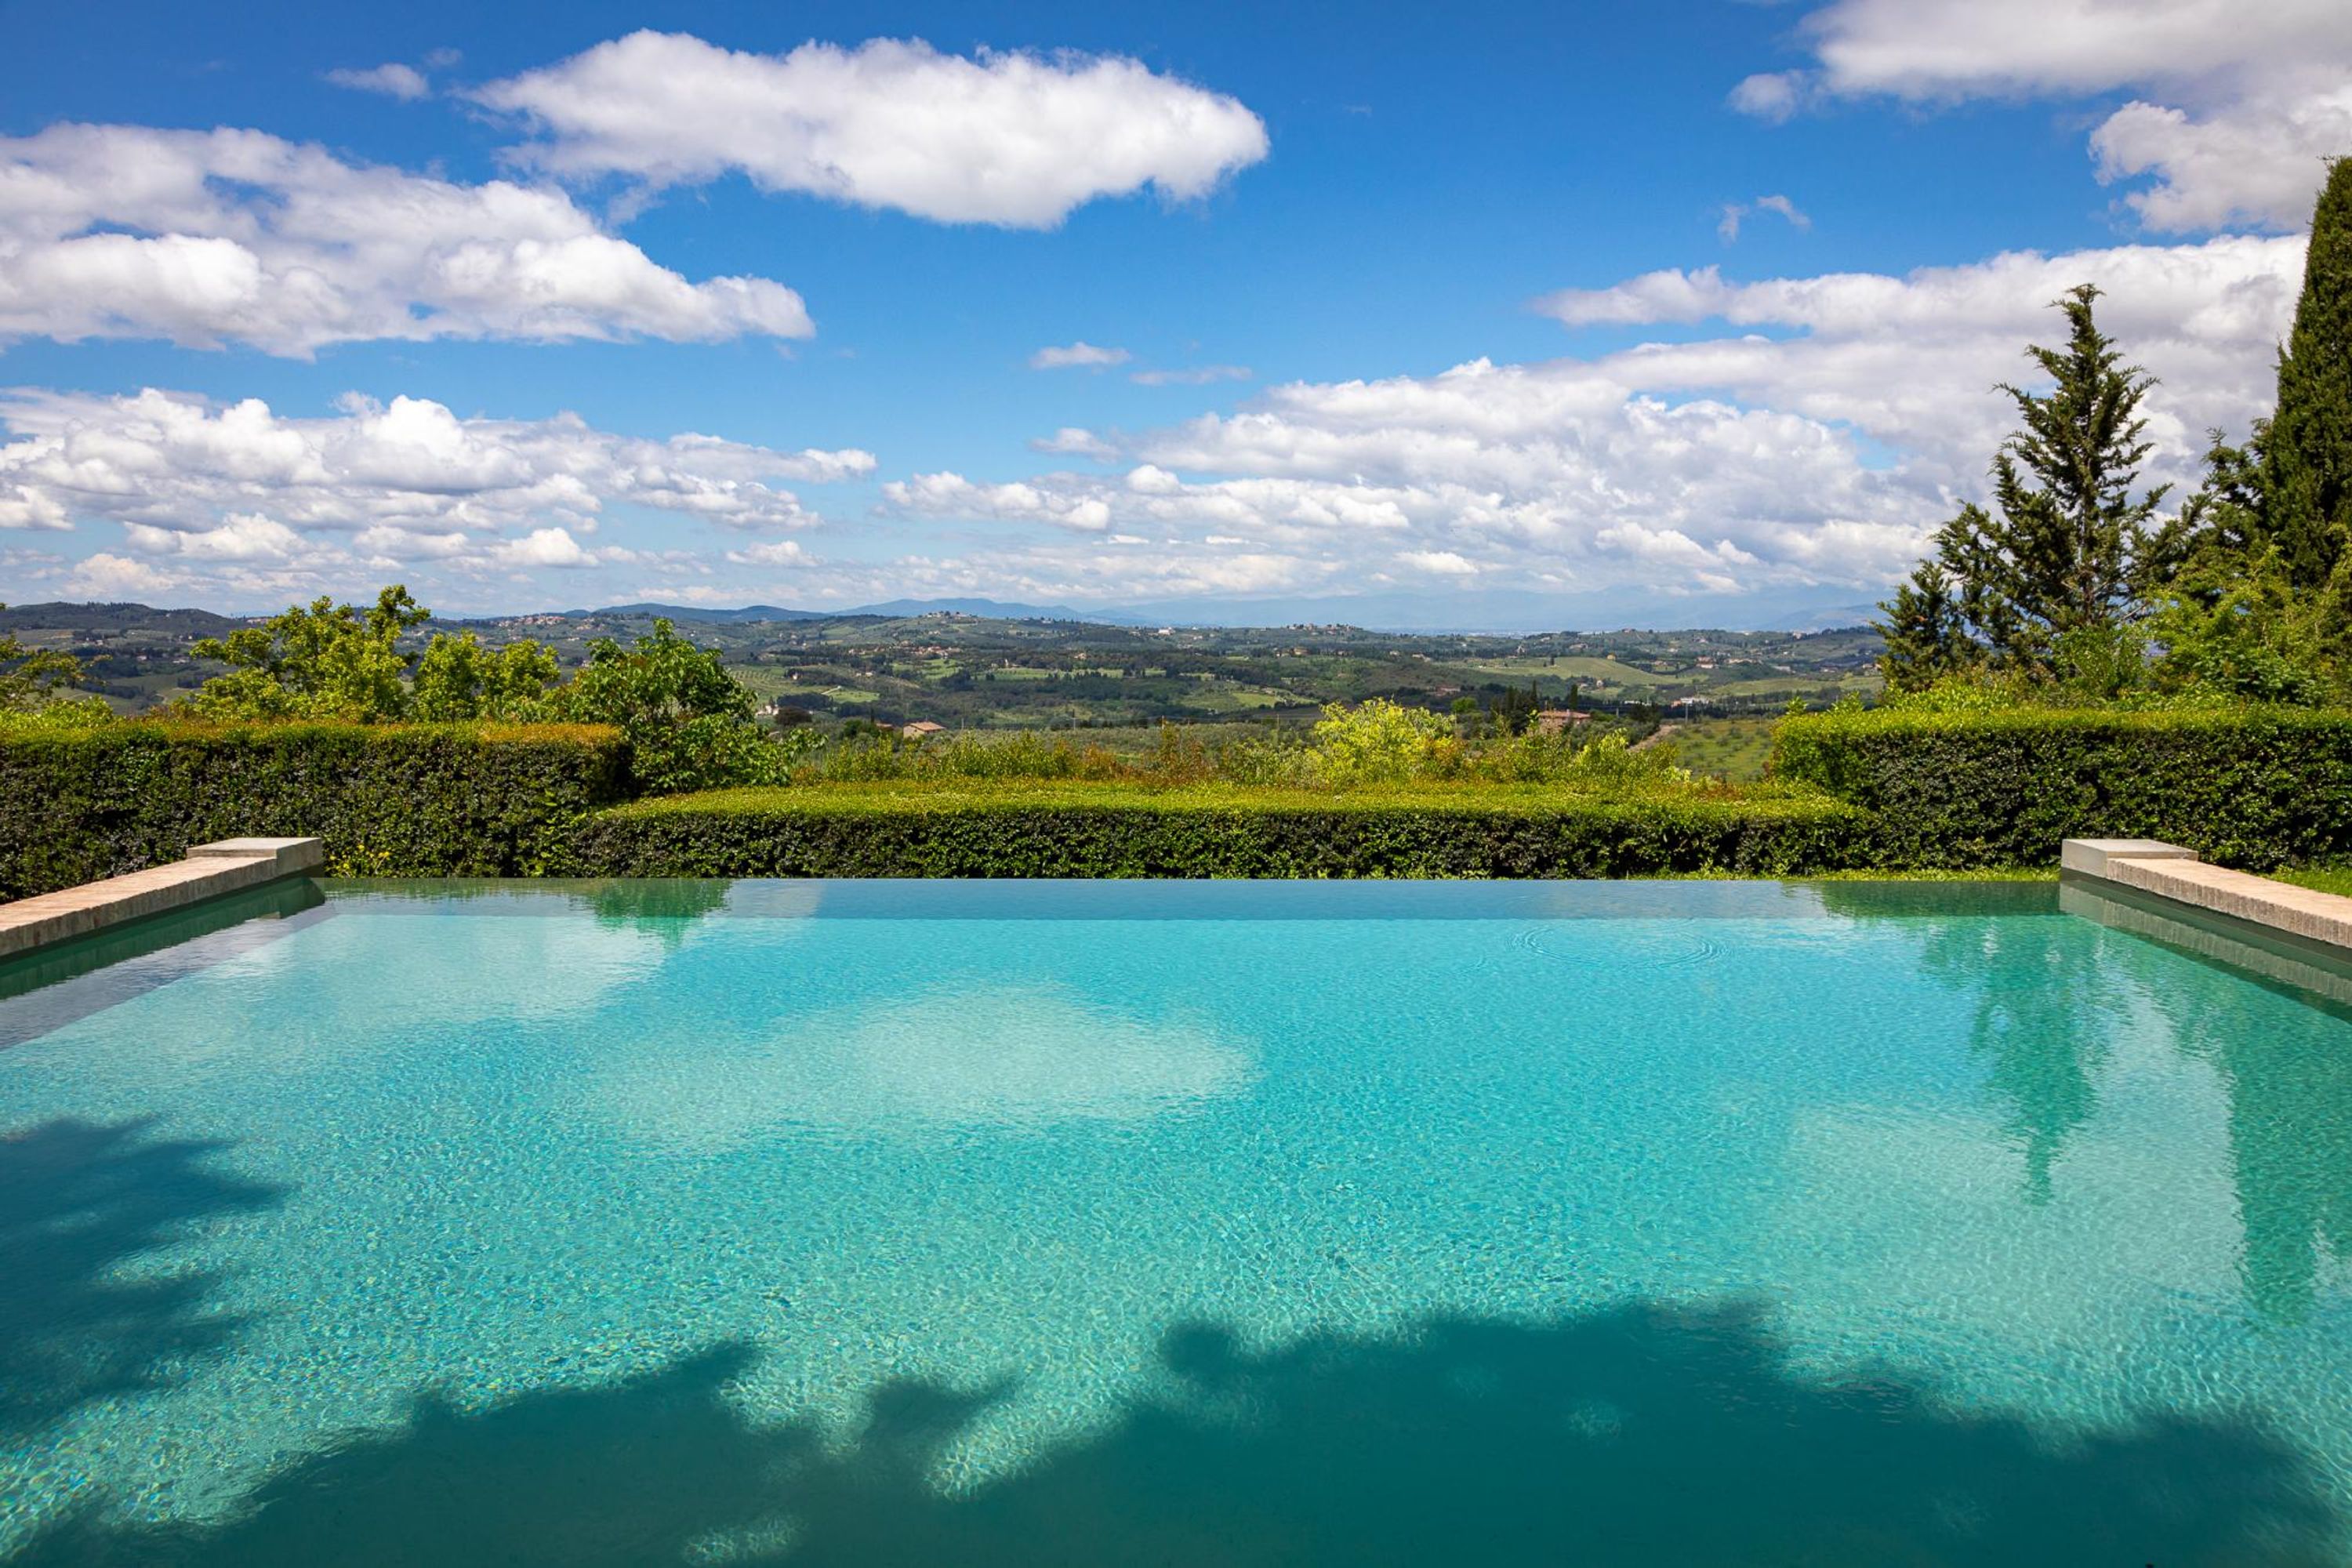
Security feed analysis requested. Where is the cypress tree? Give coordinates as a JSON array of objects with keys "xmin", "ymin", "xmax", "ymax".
[
  {"xmin": 2263, "ymin": 157, "xmax": 2352, "ymax": 589},
  {"xmin": 1928, "ymin": 285, "xmax": 2169, "ymax": 671},
  {"xmin": 1875, "ymin": 561, "xmax": 1974, "ymax": 691}
]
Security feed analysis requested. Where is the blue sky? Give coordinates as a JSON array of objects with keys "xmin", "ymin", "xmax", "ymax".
[{"xmin": 0, "ymin": 0, "xmax": 2342, "ymax": 626}]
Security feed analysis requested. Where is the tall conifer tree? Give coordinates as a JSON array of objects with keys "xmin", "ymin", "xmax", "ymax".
[
  {"xmin": 1876, "ymin": 285, "xmax": 2169, "ymax": 681},
  {"xmin": 1876, "ymin": 562, "xmax": 1974, "ymax": 691},
  {"xmin": 2263, "ymin": 157, "xmax": 2352, "ymax": 589}
]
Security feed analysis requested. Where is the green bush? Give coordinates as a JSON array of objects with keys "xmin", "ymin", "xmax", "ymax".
[
  {"xmin": 0, "ymin": 721, "xmax": 629, "ymax": 897},
  {"xmin": 1772, "ymin": 705, "xmax": 2352, "ymax": 869},
  {"xmin": 557, "ymin": 781, "xmax": 1868, "ymax": 879}
]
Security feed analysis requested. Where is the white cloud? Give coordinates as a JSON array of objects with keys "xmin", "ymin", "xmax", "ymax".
[
  {"xmin": 881, "ymin": 472, "xmax": 1113, "ymax": 532},
  {"xmin": 492, "ymin": 526, "xmax": 639, "ymax": 569},
  {"xmin": 1534, "ymin": 235, "xmax": 2299, "ymax": 481},
  {"xmin": 880, "ymin": 233, "xmax": 2296, "ymax": 604},
  {"xmin": 0, "ymin": 387, "xmax": 872, "ymax": 601},
  {"xmin": 1776, "ymin": 0, "xmax": 2352, "ymax": 100},
  {"xmin": 1033, "ymin": 427, "xmax": 1117, "ymax": 459},
  {"xmin": 1029, "ymin": 341, "xmax": 1131, "ymax": 370},
  {"xmin": 0, "ymin": 123, "xmax": 812, "ymax": 354},
  {"xmin": 1718, "ymin": 194, "xmax": 1810, "ymax": 242},
  {"xmin": 473, "ymin": 32, "xmax": 1270, "ymax": 229},
  {"xmin": 324, "ymin": 63, "xmax": 430, "ymax": 100},
  {"xmin": 1727, "ymin": 71, "xmax": 1807, "ymax": 123},
  {"xmin": 724, "ymin": 539, "xmax": 811, "ymax": 567},
  {"xmin": 1131, "ymin": 365, "xmax": 1253, "ymax": 386},
  {"xmin": 1396, "ymin": 550, "xmax": 1480, "ymax": 578},
  {"xmin": 64, "ymin": 551, "xmax": 180, "ymax": 599},
  {"xmin": 122, "ymin": 513, "xmax": 303, "ymax": 561},
  {"xmin": 2092, "ymin": 92, "xmax": 2352, "ymax": 232},
  {"xmin": 1733, "ymin": 0, "xmax": 2352, "ymax": 230}
]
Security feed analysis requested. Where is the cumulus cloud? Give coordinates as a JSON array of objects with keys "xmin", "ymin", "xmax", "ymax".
[
  {"xmin": 324, "ymin": 63, "xmax": 431, "ymax": 100},
  {"xmin": 473, "ymin": 32, "xmax": 1270, "ymax": 228},
  {"xmin": 0, "ymin": 123, "xmax": 813, "ymax": 354},
  {"xmin": 1029, "ymin": 341, "xmax": 1131, "ymax": 370},
  {"xmin": 881, "ymin": 472, "xmax": 1114, "ymax": 532},
  {"xmin": 2092, "ymin": 92, "xmax": 2352, "ymax": 232},
  {"xmin": 1727, "ymin": 71, "xmax": 1808, "ymax": 123},
  {"xmin": 1534, "ymin": 234, "xmax": 2300, "ymax": 479},
  {"xmin": 0, "ymin": 387, "xmax": 871, "ymax": 601},
  {"xmin": 724, "ymin": 539, "xmax": 811, "ymax": 567},
  {"xmin": 1718, "ymin": 194, "xmax": 1810, "ymax": 242},
  {"xmin": 881, "ymin": 234, "xmax": 2296, "ymax": 604},
  {"xmin": 1731, "ymin": 0, "xmax": 2352, "ymax": 230}
]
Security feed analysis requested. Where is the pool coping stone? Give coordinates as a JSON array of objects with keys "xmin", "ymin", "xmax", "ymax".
[
  {"xmin": 2060, "ymin": 837, "xmax": 2352, "ymax": 953},
  {"xmin": 0, "ymin": 838, "xmax": 324, "ymax": 960}
]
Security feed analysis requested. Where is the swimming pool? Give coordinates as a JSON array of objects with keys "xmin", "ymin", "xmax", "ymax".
[{"xmin": 2, "ymin": 877, "xmax": 2349, "ymax": 1565}]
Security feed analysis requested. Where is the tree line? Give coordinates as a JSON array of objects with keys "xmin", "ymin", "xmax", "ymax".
[{"xmin": 1878, "ymin": 158, "xmax": 2352, "ymax": 706}]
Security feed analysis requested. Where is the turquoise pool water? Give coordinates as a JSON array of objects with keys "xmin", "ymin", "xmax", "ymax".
[{"xmin": 3, "ymin": 877, "xmax": 2352, "ymax": 1564}]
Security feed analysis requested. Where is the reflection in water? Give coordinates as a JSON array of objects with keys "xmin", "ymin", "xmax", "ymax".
[
  {"xmin": 2060, "ymin": 882, "xmax": 2352, "ymax": 1320},
  {"xmin": 2211, "ymin": 1010, "xmax": 2352, "ymax": 1318},
  {"xmin": 582, "ymin": 879, "xmax": 734, "ymax": 948},
  {"xmin": 7, "ymin": 1305, "xmax": 2336, "ymax": 1566},
  {"xmin": 1818, "ymin": 887, "xmax": 2117, "ymax": 1203},
  {"xmin": 590, "ymin": 983, "xmax": 1257, "ymax": 1151},
  {"xmin": 13, "ymin": 882, "xmax": 2352, "ymax": 1559}
]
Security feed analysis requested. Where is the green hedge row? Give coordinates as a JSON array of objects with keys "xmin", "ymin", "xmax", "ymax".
[
  {"xmin": 0, "ymin": 721, "xmax": 630, "ymax": 898},
  {"xmin": 556, "ymin": 783, "xmax": 1869, "ymax": 879},
  {"xmin": 1773, "ymin": 706, "xmax": 2352, "ymax": 869}
]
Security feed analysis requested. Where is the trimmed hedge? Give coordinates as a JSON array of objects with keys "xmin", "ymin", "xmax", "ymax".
[
  {"xmin": 0, "ymin": 721, "xmax": 630, "ymax": 897},
  {"xmin": 1773, "ymin": 706, "xmax": 2352, "ymax": 869},
  {"xmin": 557, "ymin": 782, "xmax": 1869, "ymax": 879}
]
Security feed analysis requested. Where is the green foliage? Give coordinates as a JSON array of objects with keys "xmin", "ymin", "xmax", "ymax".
[
  {"xmin": 558, "ymin": 781, "xmax": 1867, "ymax": 879},
  {"xmin": 1310, "ymin": 698, "xmax": 1454, "ymax": 784},
  {"xmin": 1876, "ymin": 563, "xmax": 1976, "ymax": 693},
  {"xmin": 2263, "ymin": 158, "xmax": 2352, "ymax": 591},
  {"xmin": 1487, "ymin": 682, "xmax": 1542, "ymax": 737},
  {"xmin": 545, "ymin": 617, "xmax": 807, "ymax": 793},
  {"xmin": 2151, "ymin": 162, "xmax": 2352, "ymax": 702},
  {"xmin": 1773, "ymin": 705, "xmax": 2352, "ymax": 869},
  {"xmin": 804, "ymin": 728, "xmax": 1131, "ymax": 785},
  {"xmin": 0, "ymin": 722, "xmax": 630, "ymax": 898},
  {"xmin": 410, "ymin": 633, "xmax": 561, "ymax": 721},
  {"xmin": 182, "ymin": 586, "xmax": 567, "ymax": 723},
  {"xmin": 1895, "ymin": 285, "xmax": 2175, "ymax": 681},
  {"xmin": 0, "ymin": 607, "xmax": 103, "ymax": 720},
  {"xmin": 780, "ymin": 709, "xmax": 1697, "ymax": 796},
  {"xmin": 188, "ymin": 586, "xmax": 436, "ymax": 720},
  {"xmin": 2143, "ymin": 558, "xmax": 2334, "ymax": 706}
]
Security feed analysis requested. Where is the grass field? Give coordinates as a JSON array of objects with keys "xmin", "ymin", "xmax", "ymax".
[
  {"xmin": 1663, "ymin": 717, "xmax": 1779, "ymax": 782},
  {"xmin": 2274, "ymin": 866, "xmax": 2352, "ymax": 898}
]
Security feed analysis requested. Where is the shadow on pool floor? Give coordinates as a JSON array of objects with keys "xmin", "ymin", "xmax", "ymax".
[
  {"xmin": 0, "ymin": 1117, "xmax": 284, "ymax": 1440},
  {"xmin": 9, "ymin": 1295, "xmax": 2339, "ymax": 1567}
]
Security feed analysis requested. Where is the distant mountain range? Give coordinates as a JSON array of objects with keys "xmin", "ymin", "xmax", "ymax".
[
  {"xmin": 550, "ymin": 591, "xmax": 1885, "ymax": 635},
  {"xmin": 552, "ymin": 597, "xmax": 1141, "ymax": 625},
  {"xmin": 1, "ymin": 593, "xmax": 1884, "ymax": 639}
]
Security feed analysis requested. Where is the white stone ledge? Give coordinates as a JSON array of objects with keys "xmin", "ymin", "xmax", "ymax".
[
  {"xmin": 2060, "ymin": 837, "xmax": 2352, "ymax": 954},
  {"xmin": 0, "ymin": 838, "xmax": 323, "ymax": 960}
]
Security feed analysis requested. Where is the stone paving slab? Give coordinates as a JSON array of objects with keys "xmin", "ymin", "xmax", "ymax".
[
  {"xmin": 0, "ymin": 838, "xmax": 324, "ymax": 960},
  {"xmin": 2060, "ymin": 837, "xmax": 2352, "ymax": 953}
]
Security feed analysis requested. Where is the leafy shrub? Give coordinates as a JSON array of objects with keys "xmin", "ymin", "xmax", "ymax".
[
  {"xmin": 800, "ymin": 728, "xmax": 1131, "ymax": 785},
  {"xmin": 1773, "ymin": 705, "xmax": 2352, "ymax": 868},
  {"xmin": 0, "ymin": 622, "xmax": 97, "ymax": 717},
  {"xmin": 179, "ymin": 586, "xmax": 549, "ymax": 721},
  {"xmin": 545, "ymin": 619, "xmax": 811, "ymax": 793},
  {"xmin": 1309, "ymin": 699, "xmax": 1454, "ymax": 785},
  {"xmin": 0, "ymin": 721, "xmax": 629, "ymax": 898},
  {"xmin": 559, "ymin": 782, "xmax": 1869, "ymax": 880}
]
